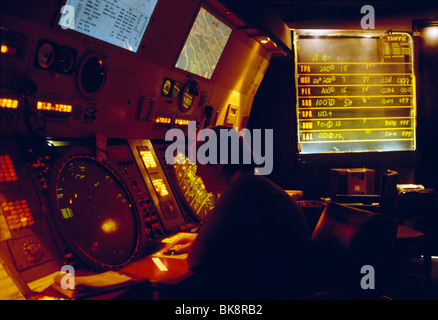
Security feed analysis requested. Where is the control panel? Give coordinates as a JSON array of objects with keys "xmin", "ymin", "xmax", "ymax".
[
  {"xmin": 0, "ymin": 139, "xmax": 61, "ymax": 292},
  {"xmin": 129, "ymin": 140, "xmax": 187, "ymax": 232},
  {"xmin": 106, "ymin": 141, "xmax": 169, "ymax": 239},
  {"xmin": 0, "ymin": 137, "xmax": 190, "ymax": 282},
  {"xmin": 32, "ymin": 140, "xmax": 170, "ymax": 272}
]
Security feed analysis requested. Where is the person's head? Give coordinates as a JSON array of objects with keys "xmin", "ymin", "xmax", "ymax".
[{"xmin": 192, "ymin": 126, "xmax": 257, "ymax": 194}]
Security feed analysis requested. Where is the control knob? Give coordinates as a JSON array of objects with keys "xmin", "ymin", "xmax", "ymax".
[{"xmin": 22, "ymin": 239, "xmax": 43, "ymax": 262}]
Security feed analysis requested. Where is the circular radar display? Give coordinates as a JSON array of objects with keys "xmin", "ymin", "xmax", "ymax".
[{"xmin": 55, "ymin": 155, "xmax": 140, "ymax": 270}]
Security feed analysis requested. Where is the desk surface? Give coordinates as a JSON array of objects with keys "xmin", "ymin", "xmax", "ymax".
[
  {"xmin": 34, "ymin": 235, "xmax": 194, "ymax": 299},
  {"xmin": 121, "ymin": 255, "xmax": 193, "ymax": 286}
]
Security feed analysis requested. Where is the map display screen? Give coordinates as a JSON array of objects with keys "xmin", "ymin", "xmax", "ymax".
[{"xmin": 175, "ymin": 7, "xmax": 232, "ymax": 79}]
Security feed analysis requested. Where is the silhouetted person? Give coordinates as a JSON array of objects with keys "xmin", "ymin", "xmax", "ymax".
[{"xmin": 167, "ymin": 126, "xmax": 312, "ymax": 299}]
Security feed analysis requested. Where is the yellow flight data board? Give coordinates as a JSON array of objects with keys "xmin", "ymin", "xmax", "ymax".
[{"xmin": 294, "ymin": 30, "xmax": 416, "ymax": 154}]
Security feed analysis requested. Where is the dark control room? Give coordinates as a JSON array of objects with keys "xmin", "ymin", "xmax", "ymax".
[{"xmin": 1, "ymin": 0, "xmax": 438, "ymax": 306}]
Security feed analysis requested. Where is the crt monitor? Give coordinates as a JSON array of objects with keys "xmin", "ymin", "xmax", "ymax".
[{"xmin": 53, "ymin": 155, "xmax": 142, "ymax": 270}]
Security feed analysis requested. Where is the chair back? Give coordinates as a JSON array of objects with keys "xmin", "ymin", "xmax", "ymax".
[
  {"xmin": 311, "ymin": 202, "xmax": 397, "ymax": 294},
  {"xmin": 394, "ymin": 189, "xmax": 437, "ymax": 220},
  {"xmin": 393, "ymin": 188, "xmax": 437, "ymax": 232}
]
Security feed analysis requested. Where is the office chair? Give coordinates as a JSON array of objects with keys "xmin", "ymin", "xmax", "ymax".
[
  {"xmin": 310, "ymin": 202, "xmax": 398, "ymax": 299},
  {"xmin": 392, "ymin": 188, "xmax": 437, "ymax": 280}
]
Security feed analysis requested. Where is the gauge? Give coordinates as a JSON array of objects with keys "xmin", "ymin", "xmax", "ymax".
[
  {"xmin": 77, "ymin": 51, "xmax": 107, "ymax": 96},
  {"xmin": 161, "ymin": 78, "xmax": 173, "ymax": 97},
  {"xmin": 172, "ymin": 81, "xmax": 181, "ymax": 98},
  {"xmin": 179, "ymin": 82, "xmax": 196, "ymax": 112},
  {"xmin": 36, "ymin": 42, "xmax": 56, "ymax": 69},
  {"xmin": 55, "ymin": 46, "xmax": 77, "ymax": 75},
  {"xmin": 22, "ymin": 239, "xmax": 43, "ymax": 262},
  {"xmin": 34, "ymin": 39, "xmax": 77, "ymax": 75}
]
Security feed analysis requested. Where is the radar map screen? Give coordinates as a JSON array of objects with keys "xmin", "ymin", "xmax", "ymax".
[
  {"xmin": 55, "ymin": 155, "xmax": 140, "ymax": 269},
  {"xmin": 173, "ymin": 152, "xmax": 216, "ymax": 222},
  {"xmin": 175, "ymin": 7, "xmax": 232, "ymax": 79}
]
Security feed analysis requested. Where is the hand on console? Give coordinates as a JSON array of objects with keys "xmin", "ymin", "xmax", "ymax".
[{"xmin": 163, "ymin": 233, "xmax": 197, "ymax": 255}]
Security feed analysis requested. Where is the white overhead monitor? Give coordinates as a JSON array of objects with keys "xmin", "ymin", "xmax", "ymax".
[{"xmin": 58, "ymin": 0, "xmax": 158, "ymax": 53}]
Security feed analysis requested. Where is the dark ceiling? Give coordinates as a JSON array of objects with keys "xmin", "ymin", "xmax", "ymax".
[{"xmin": 263, "ymin": 0, "xmax": 438, "ymax": 24}]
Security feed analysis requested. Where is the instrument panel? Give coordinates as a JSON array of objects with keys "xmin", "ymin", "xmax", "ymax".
[
  {"xmin": 0, "ymin": 139, "xmax": 61, "ymax": 289},
  {"xmin": 0, "ymin": 136, "xmax": 212, "ymax": 293},
  {"xmin": 41, "ymin": 141, "xmax": 176, "ymax": 272}
]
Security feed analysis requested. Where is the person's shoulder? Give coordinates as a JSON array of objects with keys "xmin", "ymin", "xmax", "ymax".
[
  {"xmin": 228, "ymin": 173, "xmax": 284, "ymax": 197},
  {"xmin": 235, "ymin": 173, "xmax": 277, "ymax": 187}
]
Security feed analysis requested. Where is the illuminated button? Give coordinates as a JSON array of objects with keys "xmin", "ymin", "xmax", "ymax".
[
  {"xmin": 152, "ymin": 178, "xmax": 169, "ymax": 197},
  {"xmin": 0, "ymin": 155, "xmax": 18, "ymax": 182},
  {"xmin": 1, "ymin": 45, "xmax": 16, "ymax": 55},
  {"xmin": 140, "ymin": 150, "xmax": 157, "ymax": 169},
  {"xmin": 0, "ymin": 199, "xmax": 34, "ymax": 231}
]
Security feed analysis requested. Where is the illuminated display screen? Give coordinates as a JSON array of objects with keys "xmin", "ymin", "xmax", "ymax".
[
  {"xmin": 173, "ymin": 152, "xmax": 216, "ymax": 221},
  {"xmin": 37, "ymin": 101, "xmax": 72, "ymax": 113},
  {"xmin": 55, "ymin": 155, "xmax": 140, "ymax": 269},
  {"xmin": 0, "ymin": 155, "xmax": 18, "ymax": 182},
  {"xmin": 155, "ymin": 116, "xmax": 171, "ymax": 124},
  {"xmin": 175, "ymin": 7, "xmax": 232, "ymax": 79},
  {"xmin": 0, "ymin": 98, "xmax": 19, "ymax": 109},
  {"xmin": 295, "ymin": 31, "xmax": 416, "ymax": 154},
  {"xmin": 58, "ymin": 0, "xmax": 158, "ymax": 53},
  {"xmin": 174, "ymin": 118, "xmax": 190, "ymax": 126}
]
